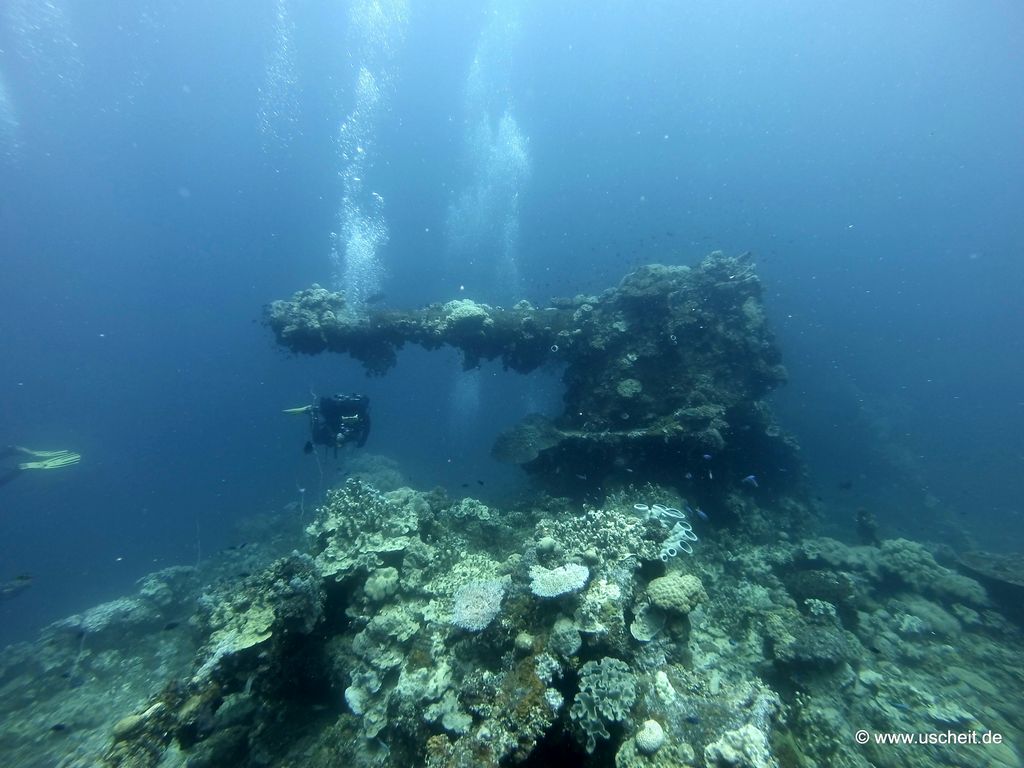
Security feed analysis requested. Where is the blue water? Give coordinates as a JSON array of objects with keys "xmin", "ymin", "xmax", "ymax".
[{"xmin": 1, "ymin": 0, "xmax": 1021, "ymax": 647}]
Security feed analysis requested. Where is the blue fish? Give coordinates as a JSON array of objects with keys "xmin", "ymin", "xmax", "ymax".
[
  {"xmin": 694, "ymin": 506, "xmax": 709, "ymax": 521},
  {"xmin": 684, "ymin": 471, "xmax": 693, "ymax": 480},
  {"xmin": 742, "ymin": 474, "xmax": 759, "ymax": 488},
  {"xmin": 702, "ymin": 454, "xmax": 713, "ymax": 461}
]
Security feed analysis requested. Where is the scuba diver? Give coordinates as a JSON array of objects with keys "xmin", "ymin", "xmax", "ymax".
[
  {"xmin": 284, "ymin": 394, "xmax": 370, "ymax": 457},
  {"xmin": 0, "ymin": 446, "xmax": 81, "ymax": 489},
  {"xmin": 0, "ymin": 574, "xmax": 32, "ymax": 601}
]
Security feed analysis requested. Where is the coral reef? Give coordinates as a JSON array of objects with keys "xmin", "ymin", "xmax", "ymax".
[
  {"xmin": 646, "ymin": 572, "xmax": 708, "ymax": 615},
  {"xmin": 451, "ymin": 578, "xmax": 508, "ymax": 631},
  {"xmin": 571, "ymin": 657, "xmax": 638, "ymax": 753},
  {"xmin": 958, "ymin": 550, "xmax": 1024, "ymax": 625},
  {"xmin": 528, "ymin": 563, "xmax": 590, "ymax": 597},
  {"xmin": 1, "ymin": 484, "xmax": 1022, "ymax": 768}
]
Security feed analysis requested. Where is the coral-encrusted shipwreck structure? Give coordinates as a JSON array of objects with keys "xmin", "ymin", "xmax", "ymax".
[{"xmin": 265, "ymin": 252, "xmax": 801, "ymax": 493}]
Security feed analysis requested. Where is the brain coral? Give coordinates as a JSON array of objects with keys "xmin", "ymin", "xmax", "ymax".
[
  {"xmin": 635, "ymin": 719, "xmax": 665, "ymax": 755},
  {"xmin": 646, "ymin": 572, "xmax": 707, "ymax": 615}
]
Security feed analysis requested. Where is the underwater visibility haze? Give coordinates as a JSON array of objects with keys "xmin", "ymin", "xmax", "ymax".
[{"xmin": 1, "ymin": 1, "xmax": 1023, "ymax": 766}]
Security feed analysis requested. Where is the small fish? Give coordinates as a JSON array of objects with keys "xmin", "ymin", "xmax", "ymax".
[
  {"xmin": 694, "ymin": 507, "xmax": 709, "ymax": 521},
  {"xmin": 702, "ymin": 454, "xmax": 713, "ymax": 461},
  {"xmin": 303, "ymin": 441, "xmax": 314, "ymax": 455},
  {"xmin": 708, "ymin": 470, "xmax": 713, "ymax": 480},
  {"xmin": 575, "ymin": 474, "xmax": 588, "ymax": 481},
  {"xmin": 684, "ymin": 714, "xmax": 700, "ymax": 725},
  {"xmin": 477, "ymin": 480, "xmax": 485, "ymax": 486},
  {"xmin": 684, "ymin": 472, "xmax": 693, "ymax": 480},
  {"xmin": 741, "ymin": 475, "xmax": 759, "ymax": 488},
  {"xmin": 50, "ymin": 723, "xmax": 69, "ymax": 733},
  {"xmin": 460, "ymin": 483, "xmax": 469, "ymax": 488},
  {"xmin": 163, "ymin": 621, "xmax": 180, "ymax": 631}
]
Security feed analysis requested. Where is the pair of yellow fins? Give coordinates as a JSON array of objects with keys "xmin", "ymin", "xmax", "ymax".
[{"xmin": 14, "ymin": 446, "xmax": 81, "ymax": 471}]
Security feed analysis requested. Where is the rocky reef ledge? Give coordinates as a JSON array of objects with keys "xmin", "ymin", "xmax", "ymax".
[
  {"xmin": 266, "ymin": 253, "xmax": 800, "ymax": 492},
  {"xmin": 3, "ymin": 478, "xmax": 1022, "ymax": 768}
]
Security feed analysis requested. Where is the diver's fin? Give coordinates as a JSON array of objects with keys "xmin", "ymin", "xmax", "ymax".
[
  {"xmin": 282, "ymin": 406, "xmax": 313, "ymax": 414},
  {"xmin": 13, "ymin": 447, "xmax": 75, "ymax": 459},
  {"xmin": 19, "ymin": 452, "xmax": 81, "ymax": 470}
]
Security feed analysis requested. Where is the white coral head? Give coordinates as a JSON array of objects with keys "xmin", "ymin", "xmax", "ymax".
[{"xmin": 635, "ymin": 719, "xmax": 665, "ymax": 754}]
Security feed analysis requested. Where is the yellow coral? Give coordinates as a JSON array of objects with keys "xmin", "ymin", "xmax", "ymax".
[{"xmin": 646, "ymin": 573, "xmax": 707, "ymax": 615}]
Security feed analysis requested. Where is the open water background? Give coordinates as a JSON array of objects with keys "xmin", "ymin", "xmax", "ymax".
[{"xmin": 1, "ymin": 0, "xmax": 1021, "ymax": 646}]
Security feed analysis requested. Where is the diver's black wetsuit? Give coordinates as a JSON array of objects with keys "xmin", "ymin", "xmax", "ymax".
[{"xmin": 306, "ymin": 394, "xmax": 370, "ymax": 456}]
